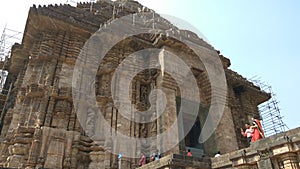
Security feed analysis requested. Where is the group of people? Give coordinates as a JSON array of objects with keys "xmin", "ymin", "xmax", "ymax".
[
  {"xmin": 138, "ymin": 149, "xmax": 161, "ymax": 166},
  {"xmin": 240, "ymin": 116, "xmax": 265, "ymax": 145},
  {"xmin": 138, "ymin": 116, "xmax": 264, "ymax": 166},
  {"xmin": 138, "ymin": 149, "xmax": 194, "ymax": 167}
]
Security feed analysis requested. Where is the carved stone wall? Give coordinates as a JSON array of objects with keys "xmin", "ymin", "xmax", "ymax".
[
  {"xmin": 135, "ymin": 127, "xmax": 300, "ymax": 169},
  {"xmin": 0, "ymin": 0, "xmax": 271, "ymax": 168},
  {"xmin": 211, "ymin": 127, "xmax": 300, "ymax": 169}
]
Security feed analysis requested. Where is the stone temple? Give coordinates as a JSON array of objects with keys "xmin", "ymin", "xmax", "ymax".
[{"xmin": 0, "ymin": 0, "xmax": 299, "ymax": 169}]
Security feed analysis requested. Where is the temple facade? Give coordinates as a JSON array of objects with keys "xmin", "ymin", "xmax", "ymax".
[{"xmin": 0, "ymin": 0, "xmax": 298, "ymax": 169}]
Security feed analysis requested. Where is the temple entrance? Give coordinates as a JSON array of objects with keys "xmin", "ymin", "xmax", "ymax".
[
  {"xmin": 176, "ymin": 97, "xmax": 204, "ymax": 157},
  {"xmin": 184, "ymin": 117, "xmax": 202, "ymax": 149}
]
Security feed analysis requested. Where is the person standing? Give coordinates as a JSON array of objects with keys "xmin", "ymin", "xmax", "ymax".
[
  {"xmin": 118, "ymin": 153, "xmax": 122, "ymax": 169},
  {"xmin": 187, "ymin": 149, "xmax": 192, "ymax": 157},
  {"xmin": 150, "ymin": 149, "xmax": 161, "ymax": 161},
  {"xmin": 251, "ymin": 115, "xmax": 265, "ymax": 142},
  {"xmin": 138, "ymin": 153, "xmax": 146, "ymax": 166},
  {"xmin": 214, "ymin": 151, "xmax": 221, "ymax": 157},
  {"xmin": 241, "ymin": 123, "xmax": 254, "ymax": 145}
]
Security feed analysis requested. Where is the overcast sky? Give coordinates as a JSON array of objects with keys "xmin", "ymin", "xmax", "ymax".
[{"xmin": 0, "ymin": 0, "xmax": 299, "ymax": 131}]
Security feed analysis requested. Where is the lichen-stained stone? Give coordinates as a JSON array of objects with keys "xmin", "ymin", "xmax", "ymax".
[{"xmin": 0, "ymin": 0, "xmax": 292, "ymax": 169}]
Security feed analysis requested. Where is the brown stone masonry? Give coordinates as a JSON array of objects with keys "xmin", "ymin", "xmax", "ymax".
[{"xmin": 0, "ymin": 0, "xmax": 272, "ymax": 168}]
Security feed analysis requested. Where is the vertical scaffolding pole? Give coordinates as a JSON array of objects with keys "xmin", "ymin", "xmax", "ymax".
[
  {"xmin": 0, "ymin": 26, "xmax": 22, "ymax": 90},
  {"xmin": 0, "ymin": 83, "xmax": 12, "ymax": 134},
  {"xmin": 249, "ymin": 77, "xmax": 289, "ymax": 137},
  {"xmin": 0, "ymin": 26, "xmax": 22, "ymax": 133}
]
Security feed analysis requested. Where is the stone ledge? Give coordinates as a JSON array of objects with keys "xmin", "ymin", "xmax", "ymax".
[
  {"xmin": 137, "ymin": 154, "xmax": 211, "ymax": 169},
  {"xmin": 212, "ymin": 127, "xmax": 300, "ymax": 169}
]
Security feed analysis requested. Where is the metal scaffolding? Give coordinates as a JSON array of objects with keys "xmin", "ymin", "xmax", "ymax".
[
  {"xmin": 0, "ymin": 26, "xmax": 22, "ymax": 132},
  {"xmin": 0, "ymin": 26, "xmax": 22, "ymax": 89},
  {"xmin": 249, "ymin": 76, "xmax": 289, "ymax": 137}
]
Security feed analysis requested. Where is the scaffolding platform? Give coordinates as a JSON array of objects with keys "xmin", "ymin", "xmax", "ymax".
[{"xmin": 249, "ymin": 76, "xmax": 289, "ymax": 137}]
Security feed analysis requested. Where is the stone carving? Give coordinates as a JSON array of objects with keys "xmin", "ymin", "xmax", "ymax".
[
  {"xmin": 139, "ymin": 83, "xmax": 151, "ymax": 110},
  {"xmin": 86, "ymin": 107, "xmax": 97, "ymax": 137},
  {"xmin": 0, "ymin": 0, "xmax": 275, "ymax": 168},
  {"xmin": 258, "ymin": 148, "xmax": 273, "ymax": 160}
]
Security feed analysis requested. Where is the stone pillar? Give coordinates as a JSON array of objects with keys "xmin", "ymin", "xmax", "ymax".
[
  {"xmin": 278, "ymin": 153, "xmax": 300, "ymax": 169},
  {"xmin": 257, "ymin": 158, "xmax": 273, "ymax": 169},
  {"xmin": 37, "ymin": 100, "xmax": 47, "ymax": 126},
  {"xmin": 104, "ymin": 137, "xmax": 113, "ymax": 168},
  {"xmin": 215, "ymin": 105, "xmax": 239, "ymax": 154},
  {"xmin": 157, "ymin": 74, "xmax": 179, "ymax": 155},
  {"xmin": 70, "ymin": 132, "xmax": 80, "ymax": 169},
  {"xmin": 44, "ymin": 98, "xmax": 55, "ymax": 127},
  {"xmin": 89, "ymin": 151, "xmax": 105, "ymax": 169},
  {"xmin": 62, "ymin": 131, "xmax": 75, "ymax": 169},
  {"xmin": 257, "ymin": 148, "xmax": 274, "ymax": 169},
  {"xmin": 43, "ymin": 129, "xmax": 65, "ymax": 169},
  {"xmin": 26, "ymin": 126, "xmax": 42, "ymax": 168}
]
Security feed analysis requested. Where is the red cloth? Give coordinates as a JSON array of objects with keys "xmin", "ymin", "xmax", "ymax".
[
  {"xmin": 187, "ymin": 152, "xmax": 192, "ymax": 156},
  {"xmin": 139, "ymin": 155, "xmax": 146, "ymax": 166},
  {"xmin": 251, "ymin": 119, "xmax": 264, "ymax": 142}
]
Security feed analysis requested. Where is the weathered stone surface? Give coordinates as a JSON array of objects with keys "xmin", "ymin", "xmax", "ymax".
[
  {"xmin": 0, "ymin": 0, "xmax": 290, "ymax": 169},
  {"xmin": 137, "ymin": 154, "xmax": 211, "ymax": 169},
  {"xmin": 212, "ymin": 128, "xmax": 300, "ymax": 169}
]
